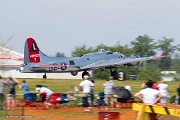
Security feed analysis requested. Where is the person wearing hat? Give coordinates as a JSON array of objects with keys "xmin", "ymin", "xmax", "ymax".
[
  {"xmin": 35, "ymin": 87, "xmax": 53, "ymax": 103},
  {"xmin": 79, "ymin": 75, "xmax": 94, "ymax": 112},
  {"xmin": 157, "ymin": 80, "xmax": 168, "ymax": 104},
  {"xmin": 125, "ymin": 86, "xmax": 131, "ymax": 91}
]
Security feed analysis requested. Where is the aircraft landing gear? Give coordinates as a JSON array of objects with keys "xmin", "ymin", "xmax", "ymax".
[
  {"xmin": 43, "ymin": 73, "xmax": 47, "ymax": 79},
  {"xmin": 111, "ymin": 71, "xmax": 119, "ymax": 80},
  {"xmin": 110, "ymin": 68, "xmax": 119, "ymax": 80},
  {"xmin": 110, "ymin": 68, "xmax": 125, "ymax": 80}
]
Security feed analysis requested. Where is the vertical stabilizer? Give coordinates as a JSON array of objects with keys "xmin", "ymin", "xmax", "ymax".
[{"xmin": 24, "ymin": 38, "xmax": 40, "ymax": 63}]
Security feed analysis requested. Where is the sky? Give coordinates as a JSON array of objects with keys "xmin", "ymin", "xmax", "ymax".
[{"xmin": 0, "ymin": 0, "xmax": 180, "ymax": 57}]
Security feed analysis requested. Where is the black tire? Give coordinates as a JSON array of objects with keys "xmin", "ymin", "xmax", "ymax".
[
  {"xmin": 43, "ymin": 75, "xmax": 47, "ymax": 79},
  {"xmin": 111, "ymin": 71, "xmax": 118, "ymax": 80},
  {"xmin": 71, "ymin": 71, "xmax": 78, "ymax": 76}
]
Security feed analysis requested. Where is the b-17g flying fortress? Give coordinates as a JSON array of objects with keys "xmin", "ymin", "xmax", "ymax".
[{"xmin": 18, "ymin": 38, "xmax": 165, "ymax": 79}]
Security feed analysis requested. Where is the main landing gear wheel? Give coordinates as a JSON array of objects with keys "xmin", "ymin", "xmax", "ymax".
[
  {"xmin": 43, "ymin": 73, "xmax": 47, "ymax": 79},
  {"xmin": 110, "ymin": 68, "xmax": 119, "ymax": 80},
  {"xmin": 111, "ymin": 71, "xmax": 119, "ymax": 80}
]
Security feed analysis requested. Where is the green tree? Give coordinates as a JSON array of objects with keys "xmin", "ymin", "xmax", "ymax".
[
  {"xmin": 94, "ymin": 69, "xmax": 110, "ymax": 79},
  {"xmin": 94, "ymin": 44, "xmax": 111, "ymax": 52},
  {"xmin": 70, "ymin": 35, "xmax": 180, "ymax": 79},
  {"xmin": 137, "ymin": 63, "xmax": 161, "ymax": 80},
  {"xmin": 172, "ymin": 53, "xmax": 180, "ymax": 73},
  {"xmin": 130, "ymin": 35, "xmax": 157, "ymax": 72},
  {"xmin": 157, "ymin": 37, "xmax": 177, "ymax": 69},
  {"xmin": 113, "ymin": 41, "xmax": 132, "ymax": 56},
  {"xmin": 130, "ymin": 35, "xmax": 156, "ymax": 57},
  {"xmin": 71, "ymin": 45, "xmax": 94, "ymax": 57},
  {"xmin": 55, "ymin": 52, "xmax": 65, "ymax": 57}
]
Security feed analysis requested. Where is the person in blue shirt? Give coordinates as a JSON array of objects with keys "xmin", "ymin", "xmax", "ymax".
[{"xmin": 21, "ymin": 80, "xmax": 29, "ymax": 95}]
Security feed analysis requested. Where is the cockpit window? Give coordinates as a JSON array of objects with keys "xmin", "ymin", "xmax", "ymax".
[
  {"xmin": 106, "ymin": 52, "xmax": 113, "ymax": 55},
  {"xmin": 119, "ymin": 54, "xmax": 126, "ymax": 58},
  {"xmin": 69, "ymin": 60, "xmax": 75, "ymax": 65}
]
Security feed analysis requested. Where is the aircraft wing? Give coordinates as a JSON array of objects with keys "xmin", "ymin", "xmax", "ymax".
[{"xmin": 80, "ymin": 56, "xmax": 161, "ymax": 70}]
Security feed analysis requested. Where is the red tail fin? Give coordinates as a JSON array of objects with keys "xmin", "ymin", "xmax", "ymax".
[{"xmin": 26, "ymin": 38, "xmax": 40, "ymax": 63}]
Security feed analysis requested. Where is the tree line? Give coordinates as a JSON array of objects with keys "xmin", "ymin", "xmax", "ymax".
[{"xmin": 56, "ymin": 35, "xmax": 180, "ymax": 80}]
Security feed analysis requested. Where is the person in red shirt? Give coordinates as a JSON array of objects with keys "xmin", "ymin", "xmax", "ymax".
[
  {"xmin": 141, "ymin": 80, "xmax": 158, "ymax": 90},
  {"xmin": 152, "ymin": 81, "xmax": 158, "ymax": 90}
]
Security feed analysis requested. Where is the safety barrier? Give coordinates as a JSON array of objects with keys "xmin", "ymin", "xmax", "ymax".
[{"xmin": 132, "ymin": 103, "xmax": 180, "ymax": 120}]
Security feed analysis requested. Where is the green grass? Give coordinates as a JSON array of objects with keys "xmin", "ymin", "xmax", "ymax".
[
  {"xmin": 0, "ymin": 78, "xmax": 180, "ymax": 120},
  {"xmin": 0, "ymin": 110, "xmax": 6, "ymax": 120},
  {"xmin": 8, "ymin": 78, "xmax": 180, "ymax": 97}
]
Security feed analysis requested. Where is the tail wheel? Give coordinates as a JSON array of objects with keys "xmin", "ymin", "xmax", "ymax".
[
  {"xmin": 43, "ymin": 74, "xmax": 47, "ymax": 79},
  {"xmin": 71, "ymin": 71, "xmax": 78, "ymax": 76}
]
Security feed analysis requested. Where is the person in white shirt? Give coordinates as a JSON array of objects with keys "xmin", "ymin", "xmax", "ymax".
[
  {"xmin": 103, "ymin": 77, "xmax": 115, "ymax": 108},
  {"xmin": 36, "ymin": 87, "xmax": 53, "ymax": 103},
  {"xmin": 79, "ymin": 75, "xmax": 94, "ymax": 111},
  {"xmin": 157, "ymin": 80, "xmax": 168, "ymax": 104},
  {"xmin": 135, "ymin": 80, "xmax": 162, "ymax": 105},
  {"xmin": 135, "ymin": 80, "xmax": 162, "ymax": 120}
]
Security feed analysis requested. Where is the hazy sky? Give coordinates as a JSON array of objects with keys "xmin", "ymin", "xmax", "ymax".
[{"xmin": 0, "ymin": 0, "xmax": 179, "ymax": 57}]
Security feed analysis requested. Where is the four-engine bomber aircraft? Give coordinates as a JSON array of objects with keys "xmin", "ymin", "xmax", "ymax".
[{"xmin": 19, "ymin": 38, "xmax": 164, "ymax": 79}]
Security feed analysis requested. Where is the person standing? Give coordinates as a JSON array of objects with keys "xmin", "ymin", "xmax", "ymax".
[
  {"xmin": 0, "ymin": 75, "xmax": 5, "ymax": 110},
  {"xmin": 177, "ymin": 84, "xmax": 180, "ymax": 105},
  {"xmin": 4, "ymin": 77, "xmax": 19, "ymax": 109},
  {"xmin": 135, "ymin": 80, "xmax": 162, "ymax": 120},
  {"xmin": 103, "ymin": 77, "xmax": 115, "ymax": 109},
  {"xmin": 135, "ymin": 80, "xmax": 162, "ymax": 104},
  {"xmin": 157, "ymin": 80, "xmax": 168, "ymax": 104},
  {"xmin": 87, "ymin": 73, "xmax": 95, "ymax": 105},
  {"xmin": 79, "ymin": 75, "xmax": 94, "ymax": 112},
  {"xmin": 20, "ymin": 80, "xmax": 29, "ymax": 95},
  {"xmin": 152, "ymin": 81, "xmax": 158, "ymax": 90}
]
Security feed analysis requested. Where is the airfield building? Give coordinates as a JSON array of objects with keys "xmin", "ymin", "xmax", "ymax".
[{"xmin": 0, "ymin": 46, "xmax": 83, "ymax": 79}]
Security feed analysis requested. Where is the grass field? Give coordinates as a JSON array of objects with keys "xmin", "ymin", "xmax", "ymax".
[
  {"xmin": 12, "ymin": 78, "xmax": 180, "ymax": 97},
  {"xmin": 0, "ymin": 78, "xmax": 180, "ymax": 120}
]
